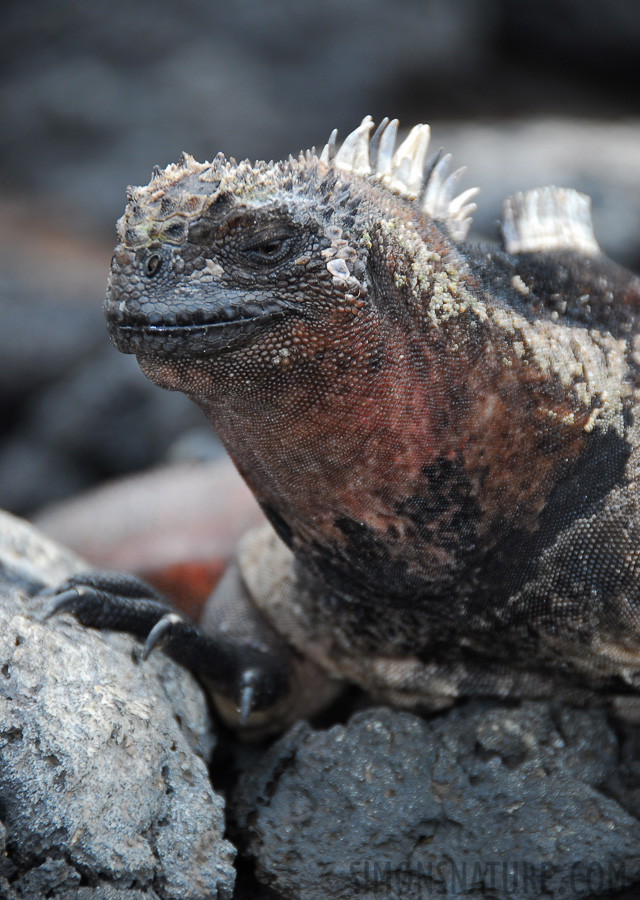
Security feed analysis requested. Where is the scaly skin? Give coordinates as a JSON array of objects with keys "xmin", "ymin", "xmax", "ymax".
[{"xmin": 96, "ymin": 119, "xmax": 640, "ymax": 730}]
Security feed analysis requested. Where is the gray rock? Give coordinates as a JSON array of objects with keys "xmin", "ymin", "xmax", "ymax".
[
  {"xmin": 0, "ymin": 509, "xmax": 236, "ymax": 899},
  {"xmin": 604, "ymin": 718, "xmax": 640, "ymax": 822},
  {"xmin": 234, "ymin": 703, "xmax": 640, "ymax": 900},
  {"xmin": 7, "ymin": 856, "xmax": 162, "ymax": 900}
]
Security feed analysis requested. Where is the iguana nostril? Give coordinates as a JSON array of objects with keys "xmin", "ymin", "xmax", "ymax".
[{"xmin": 146, "ymin": 253, "xmax": 162, "ymax": 277}]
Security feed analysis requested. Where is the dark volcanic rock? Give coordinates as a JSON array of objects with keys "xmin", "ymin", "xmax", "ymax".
[
  {"xmin": 234, "ymin": 704, "xmax": 640, "ymax": 900},
  {"xmin": 0, "ymin": 510, "xmax": 235, "ymax": 900}
]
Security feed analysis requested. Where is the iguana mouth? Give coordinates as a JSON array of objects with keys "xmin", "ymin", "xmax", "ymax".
[{"xmin": 105, "ymin": 310, "xmax": 285, "ymax": 358}]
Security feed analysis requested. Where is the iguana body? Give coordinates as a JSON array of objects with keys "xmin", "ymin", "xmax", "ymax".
[{"xmin": 59, "ymin": 118, "xmax": 640, "ymax": 732}]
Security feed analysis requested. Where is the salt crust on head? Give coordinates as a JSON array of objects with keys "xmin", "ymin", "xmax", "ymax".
[{"xmin": 120, "ymin": 117, "xmax": 480, "ymax": 244}]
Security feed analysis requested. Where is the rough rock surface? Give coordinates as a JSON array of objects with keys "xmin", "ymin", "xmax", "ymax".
[
  {"xmin": 0, "ymin": 509, "xmax": 235, "ymax": 900},
  {"xmin": 234, "ymin": 704, "xmax": 640, "ymax": 900}
]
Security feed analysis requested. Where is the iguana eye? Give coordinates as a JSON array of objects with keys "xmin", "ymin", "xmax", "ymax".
[
  {"xmin": 146, "ymin": 253, "xmax": 162, "ymax": 277},
  {"xmin": 256, "ymin": 239, "xmax": 284, "ymax": 257},
  {"xmin": 239, "ymin": 233, "xmax": 296, "ymax": 268}
]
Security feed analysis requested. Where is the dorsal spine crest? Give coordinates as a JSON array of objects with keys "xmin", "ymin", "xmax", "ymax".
[
  {"xmin": 321, "ymin": 116, "xmax": 479, "ymax": 241},
  {"xmin": 501, "ymin": 187, "xmax": 600, "ymax": 256}
]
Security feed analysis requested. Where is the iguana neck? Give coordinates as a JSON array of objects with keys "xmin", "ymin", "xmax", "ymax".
[{"xmin": 184, "ymin": 295, "xmax": 589, "ymax": 603}]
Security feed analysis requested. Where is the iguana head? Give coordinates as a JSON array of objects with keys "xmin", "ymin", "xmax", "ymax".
[{"xmin": 104, "ymin": 117, "xmax": 478, "ymax": 386}]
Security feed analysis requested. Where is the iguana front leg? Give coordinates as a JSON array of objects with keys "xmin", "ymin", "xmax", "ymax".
[{"xmin": 47, "ymin": 558, "xmax": 342, "ymax": 737}]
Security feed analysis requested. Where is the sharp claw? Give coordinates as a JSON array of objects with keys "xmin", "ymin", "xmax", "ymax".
[
  {"xmin": 43, "ymin": 588, "xmax": 82, "ymax": 620},
  {"xmin": 142, "ymin": 613, "xmax": 183, "ymax": 660},
  {"xmin": 237, "ymin": 669, "xmax": 260, "ymax": 726}
]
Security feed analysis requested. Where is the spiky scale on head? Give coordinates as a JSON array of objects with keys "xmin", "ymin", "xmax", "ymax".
[
  {"xmin": 322, "ymin": 116, "xmax": 478, "ymax": 240},
  {"xmin": 117, "ymin": 116, "xmax": 479, "ymax": 252}
]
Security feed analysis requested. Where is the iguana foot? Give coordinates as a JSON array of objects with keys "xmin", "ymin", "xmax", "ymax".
[{"xmin": 46, "ymin": 570, "xmax": 295, "ymax": 735}]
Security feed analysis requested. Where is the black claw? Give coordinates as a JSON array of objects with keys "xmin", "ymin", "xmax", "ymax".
[
  {"xmin": 237, "ymin": 669, "xmax": 261, "ymax": 726},
  {"xmin": 142, "ymin": 613, "xmax": 184, "ymax": 660},
  {"xmin": 43, "ymin": 588, "xmax": 83, "ymax": 619},
  {"xmin": 45, "ymin": 572, "xmax": 174, "ymax": 636}
]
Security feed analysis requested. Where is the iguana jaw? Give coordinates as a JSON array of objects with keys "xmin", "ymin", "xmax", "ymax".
[
  {"xmin": 104, "ymin": 264, "xmax": 290, "ymax": 358},
  {"xmin": 104, "ymin": 309, "xmax": 287, "ymax": 358}
]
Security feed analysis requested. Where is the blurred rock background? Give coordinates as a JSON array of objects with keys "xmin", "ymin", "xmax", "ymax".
[{"xmin": 1, "ymin": 0, "xmax": 639, "ymax": 516}]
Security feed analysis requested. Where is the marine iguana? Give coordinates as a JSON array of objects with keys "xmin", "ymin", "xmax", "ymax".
[{"xmin": 52, "ymin": 117, "xmax": 640, "ymax": 735}]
